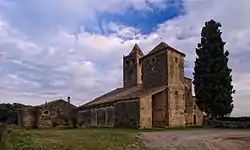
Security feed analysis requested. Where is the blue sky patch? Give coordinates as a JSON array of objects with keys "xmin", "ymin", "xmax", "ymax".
[{"xmin": 85, "ymin": 1, "xmax": 183, "ymax": 35}]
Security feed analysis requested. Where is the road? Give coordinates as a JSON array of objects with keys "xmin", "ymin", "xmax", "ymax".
[{"xmin": 141, "ymin": 129, "xmax": 250, "ymax": 150}]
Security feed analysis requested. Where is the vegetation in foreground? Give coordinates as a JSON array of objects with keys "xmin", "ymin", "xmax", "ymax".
[
  {"xmin": 0, "ymin": 103, "xmax": 30, "ymax": 124},
  {"xmin": 4, "ymin": 126, "xmax": 144, "ymax": 150},
  {"xmin": 3, "ymin": 125, "xmax": 206, "ymax": 150}
]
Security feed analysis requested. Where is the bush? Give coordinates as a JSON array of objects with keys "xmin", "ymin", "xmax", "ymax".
[{"xmin": 0, "ymin": 103, "xmax": 30, "ymax": 124}]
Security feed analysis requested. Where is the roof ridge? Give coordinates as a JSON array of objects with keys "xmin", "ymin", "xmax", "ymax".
[
  {"xmin": 129, "ymin": 44, "xmax": 144, "ymax": 56},
  {"xmin": 146, "ymin": 41, "xmax": 185, "ymax": 57},
  {"xmin": 36, "ymin": 99, "xmax": 77, "ymax": 107},
  {"xmin": 148, "ymin": 42, "xmax": 169, "ymax": 55}
]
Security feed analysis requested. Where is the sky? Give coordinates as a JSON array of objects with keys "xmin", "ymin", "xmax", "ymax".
[{"xmin": 0, "ymin": 0, "xmax": 249, "ymax": 116}]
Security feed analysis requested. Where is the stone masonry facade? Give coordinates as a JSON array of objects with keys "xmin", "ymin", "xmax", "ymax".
[
  {"xmin": 18, "ymin": 42, "xmax": 203, "ymax": 129},
  {"xmin": 18, "ymin": 98, "xmax": 77, "ymax": 128},
  {"xmin": 77, "ymin": 42, "xmax": 204, "ymax": 128}
]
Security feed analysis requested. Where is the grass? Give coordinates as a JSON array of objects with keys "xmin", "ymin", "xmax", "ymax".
[
  {"xmin": 4, "ymin": 126, "xmax": 144, "ymax": 150},
  {"xmin": 3, "ymin": 125, "xmax": 205, "ymax": 150}
]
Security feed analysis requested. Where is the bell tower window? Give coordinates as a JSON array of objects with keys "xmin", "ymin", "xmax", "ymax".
[
  {"xmin": 131, "ymin": 59, "xmax": 135, "ymax": 65},
  {"xmin": 126, "ymin": 60, "xmax": 129, "ymax": 66}
]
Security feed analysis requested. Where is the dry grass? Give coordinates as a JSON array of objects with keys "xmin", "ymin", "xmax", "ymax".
[{"xmin": 4, "ymin": 126, "xmax": 144, "ymax": 150}]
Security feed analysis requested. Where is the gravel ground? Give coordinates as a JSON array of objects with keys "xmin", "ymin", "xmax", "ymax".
[{"xmin": 141, "ymin": 129, "xmax": 250, "ymax": 150}]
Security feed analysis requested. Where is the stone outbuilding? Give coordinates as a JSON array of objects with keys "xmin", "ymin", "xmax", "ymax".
[
  {"xmin": 77, "ymin": 42, "xmax": 204, "ymax": 129},
  {"xmin": 18, "ymin": 98, "xmax": 77, "ymax": 128}
]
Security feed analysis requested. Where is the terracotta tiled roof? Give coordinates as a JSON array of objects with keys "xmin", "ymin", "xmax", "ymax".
[{"xmin": 83, "ymin": 84, "xmax": 167, "ymax": 107}]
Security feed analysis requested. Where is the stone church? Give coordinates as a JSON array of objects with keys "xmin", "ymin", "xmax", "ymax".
[{"xmin": 77, "ymin": 42, "xmax": 204, "ymax": 128}]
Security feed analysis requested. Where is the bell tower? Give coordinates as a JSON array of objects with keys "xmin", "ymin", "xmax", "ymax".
[{"xmin": 123, "ymin": 44, "xmax": 144, "ymax": 87}]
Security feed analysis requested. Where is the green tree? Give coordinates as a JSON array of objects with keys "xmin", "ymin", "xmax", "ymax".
[
  {"xmin": 0, "ymin": 103, "xmax": 30, "ymax": 123},
  {"xmin": 193, "ymin": 19, "xmax": 235, "ymax": 119}
]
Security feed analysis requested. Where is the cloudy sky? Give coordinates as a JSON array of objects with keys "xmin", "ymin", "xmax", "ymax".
[{"xmin": 0, "ymin": 0, "xmax": 249, "ymax": 116}]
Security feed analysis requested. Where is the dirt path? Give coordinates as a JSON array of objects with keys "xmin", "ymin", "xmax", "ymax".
[{"xmin": 140, "ymin": 129, "xmax": 250, "ymax": 150}]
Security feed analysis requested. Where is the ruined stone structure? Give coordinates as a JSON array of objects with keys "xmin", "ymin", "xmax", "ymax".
[
  {"xmin": 78, "ymin": 42, "xmax": 204, "ymax": 128},
  {"xmin": 18, "ymin": 98, "xmax": 77, "ymax": 128}
]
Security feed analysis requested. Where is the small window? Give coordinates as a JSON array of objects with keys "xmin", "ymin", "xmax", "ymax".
[
  {"xmin": 152, "ymin": 58, "xmax": 155, "ymax": 63},
  {"xmin": 194, "ymin": 105, "xmax": 196, "ymax": 110},
  {"xmin": 131, "ymin": 59, "xmax": 135, "ymax": 65},
  {"xmin": 44, "ymin": 110, "xmax": 49, "ymax": 115},
  {"xmin": 57, "ymin": 110, "xmax": 61, "ymax": 114},
  {"xmin": 175, "ymin": 57, "xmax": 178, "ymax": 63},
  {"xmin": 175, "ymin": 91, "xmax": 178, "ymax": 96},
  {"xmin": 126, "ymin": 60, "xmax": 129, "ymax": 66}
]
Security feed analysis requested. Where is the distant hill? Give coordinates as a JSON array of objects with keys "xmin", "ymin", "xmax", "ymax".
[{"xmin": 0, "ymin": 103, "xmax": 30, "ymax": 124}]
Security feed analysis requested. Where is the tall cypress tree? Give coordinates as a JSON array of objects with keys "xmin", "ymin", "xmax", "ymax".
[{"xmin": 193, "ymin": 19, "xmax": 235, "ymax": 119}]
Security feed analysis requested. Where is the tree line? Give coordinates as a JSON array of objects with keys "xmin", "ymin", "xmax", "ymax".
[{"xmin": 0, "ymin": 103, "xmax": 30, "ymax": 124}]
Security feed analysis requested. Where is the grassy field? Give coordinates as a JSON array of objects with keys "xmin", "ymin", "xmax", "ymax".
[
  {"xmin": 3, "ymin": 125, "xmax": 204, "ymax": 150},
  {"xmin": 4, "ymin": 126, "xmax": 144, "ymax": 150}
]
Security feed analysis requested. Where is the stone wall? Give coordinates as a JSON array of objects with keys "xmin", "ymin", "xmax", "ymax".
[
  {"xmin": 152, "ymin": 91, "xmax": 167, "ymax": 127},
  {"xmin": 193, "ymin": 101, "xmax": 204, "ymax": 126},
  {"xmin": 114, "ymin": 99, "xmax": 140, "ymax": 128},
  {"xmin": 184, "ymin": 79, "xmax": 193, "ymax": 126},
  {"xmin": 38, "ymin": 100, "xmax": 77, "ymax": 128},
  {"xmin": 140, "ymin": 95, "xmax": 152, "ymax": 128},
  {"xmin": 141, "ymin": 51, "xmax": 168, "ymax": 89},
  {"xmin": 168, "ymin": 87, "xmax": 186, "ymax": 127},
  {"xmin": 166, "ymin": 49, "xmax": 186, "ymax": 127},
  {"xmin": 18, "ymin": 106, "xmax": 40, "ymax": 128},
  {"xmin": 205, "ymin": 119, "xmax": 250, "ymax": 128},
  {"xmin": 167, "ymin": 49, "xmax": 185, "ymax": 85},
  {"xmin": 77, "ymin": 105, "xmax": 115, "ymax": 128},
  {"xmin": 18, "ymin": 100, "xmax": 77, "ymax": 128},
  {"xmin": 78, "ymin": 100, "xmax": 140, "ymax": 128},
  {"xmin": 123, "ymin": 52, "xmax": 142, "ymax": 87}
]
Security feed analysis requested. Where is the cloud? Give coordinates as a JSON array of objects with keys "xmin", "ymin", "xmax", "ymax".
[
  {"xmin": 152, "ymin": 0, "xmax": 250, "ymax": 116},
  {"xmin": 0, "ymin": 0, "xmax": 250, "ymax": 117},
  {"xmin": 0, "ymin": 0, "xmax": 172, "ymax": 38}
]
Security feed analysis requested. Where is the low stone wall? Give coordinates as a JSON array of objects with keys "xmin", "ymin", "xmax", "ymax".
[{"xmin": 205, "ymin": 119, "xmax": 250, "ymax": 128}]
